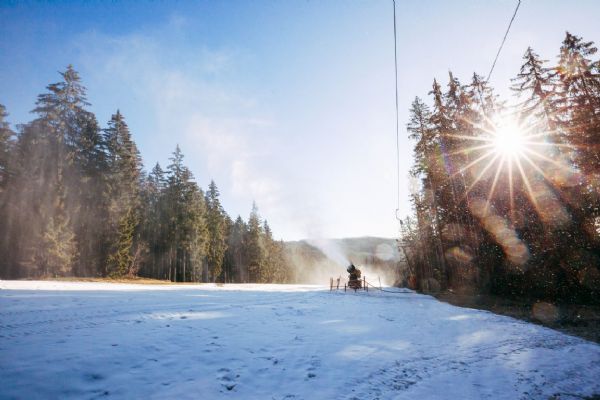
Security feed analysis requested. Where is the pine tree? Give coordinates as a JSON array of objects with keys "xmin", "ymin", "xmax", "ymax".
[
  {"xmin": 407, "ymin": 97, "xmax": 443, "ymax": 288},
  {"xmin": 72, "ymin": 114, "xmax": 108, "ymax": 276},
  {"xmin": 260, "ymin": 220, "xmax": 276, "ymax": 283},
  {"xmin": 104, "ymin": 110, "xmax": 142, "ymax": 209},
  {"xmin": 139, "ymin": 163, "xmax": 167, "ymax": 279},
  {"xmin": 164, "ymin": 146, "xmax": 186, "ymax": 281},
  {"xmin": 0, "ymin": 105, "xmax": 16, "ymax": 278},
  {"xmin": 259, "ymin": 221, "xmax": 290, "ymax": 283},
  {"xmin": 107, "ymin": 207, "xmax": 136, "ymax": 278},
  {"xmin": 104, "ymin": 111, "xmax": 143, "ymax": 277},
  {"xmin": 428, "ymin": 78, "xmax": 457, "ymax": 286},
  {"xmin": 246, "ymin": 202, "xmax": 265, "ymax": 282},
  {"xmin": 32, "ymin": 65, "xmax": 92, "ymax": 151},
  {"xmin": 163, "ymin": 146, "xmax": 208, "ymax": 282},
  {"xmin": 34, "ymin": 172, "xmax": 78, "ymax": 276},
  {"xmin": 512, "ymin": 47, "xmax": 559, "ymax": 129},
  {"xmin": 10, "ymin": 66, "xmax": 93, "ymax": 277},
  {"xmin": 0, "ymin": 104, "xmax": 14, "ymax": 194},
  {"xmin": 187, "ymin": 184, "xmax": 208, "ymax": 282},
  {"xmin": 271, "ymin": 240, "xmax": 290, "ymax": 283},
  {"xmin": 553, "ymin": 33, "xmax": 600, "ymax": 300},
  {"xmin": 225, "ymin": 216, "xmax": 247, "ymax": 282},
  {"xmin": 556, "ymin": 32, "xmax": 600, "ymax": 177},
  {"xmin": 205, "ymin": 180, "xmax": 228, "ymax": 282}
]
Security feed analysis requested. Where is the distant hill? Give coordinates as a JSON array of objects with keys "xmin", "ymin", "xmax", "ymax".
[{"xmin": 284, "ymin": 237, "xmax": 402, "ymax": 285}]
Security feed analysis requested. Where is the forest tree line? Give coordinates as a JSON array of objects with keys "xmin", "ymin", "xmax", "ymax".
[
  {"xmin": 401, "ymin": 32, "xmax": 600, "ymax": 303},
  {"xmin": 0, "ymin": 66, "xmax": 290, "ymax": 282}
]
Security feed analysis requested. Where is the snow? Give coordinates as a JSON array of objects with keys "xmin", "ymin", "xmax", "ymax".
[{"xmin": 0, "ymin": 281, "xmax": 599, "ymax": 400}]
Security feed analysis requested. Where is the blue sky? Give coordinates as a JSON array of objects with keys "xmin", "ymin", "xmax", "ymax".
[{"xmin": 1, "ymin": 0, "xmax": 598, "ymax": 240}]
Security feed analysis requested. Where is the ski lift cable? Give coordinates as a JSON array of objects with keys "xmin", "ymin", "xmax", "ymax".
[
  {"xmin": 392, "ymin": 0, "xmax": 521, "ymax": 224},
  {"xmin": 392, "ymin": 0, "xmax": 402, "ymax": 225},
  {"xmin": 487, "ymin": 0, "xmax": 522, "ymax": 82}
]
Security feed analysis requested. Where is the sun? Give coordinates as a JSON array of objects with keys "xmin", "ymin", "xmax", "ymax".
[
  {"xmin": 444, "ymin": 112, "xmax": 566, "ymax": 218},
  {"xmin": 492, "ymin": 120, "xmax": 527, "ymax": 158}
]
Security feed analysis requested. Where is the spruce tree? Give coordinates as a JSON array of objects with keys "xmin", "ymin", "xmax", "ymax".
[
  {"xmin": 246, "ymin": 202, "xmax": 265, "ymax": 282},
  {"xmin": 0, "ymin": 105, "xmax": 16, "ymax": 278},
  {"xmin": 407, "ymin": 97, "xmax": 443, "ymax": 288},
  {"xmin": 164, "ymin": 146, "xmax": 208, "ymax": 282},
  {"xmin": 32, "ymin": 65, "xmax": 92, "ymax": 151},
  {"xmin": 34, "ymin": 171, "xmax": 78, "ymax": 276},
  {"xmin": 0, "ymin": 104, "xmax": 14, "ymax": 194},
  {"xmin": 512, "ymin": 47, "xmax": 558, "ymax": 129},
  {"xmin": 556, "ymin": 32, "xmax": 600, "ymax": 177},
  {"xmin": 187, "ymin": 184, "xmax": 208, "ymax": 282},
  {"xmin": 73, "ymin": 114, "xmax": 108, "ymax": 276},
  {"xmin": 139, "ymin": 163, "xmax": 167, "ymax": 278},
  {"xmin": 205, "ymin": 180, "xmax": 228, "ymax": 282},
  {"xmin": 104, "ymin": 111, "xmax": 143, "ymax": 277},
  {"xmin": 225, "ymin": 216, "xmax": 247, "ymax": 282},
  {"xmin": 14, "ymin": 66, "xmax": 92, "ymax": 277},
  {"xmin": 260, "ymin": 220, "xmax": 275, "ymax": 283}
]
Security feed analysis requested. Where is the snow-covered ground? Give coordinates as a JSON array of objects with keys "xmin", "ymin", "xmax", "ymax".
[{"xmin": 0, "ymin": 281, "xmax": 598, "ymax": 400}]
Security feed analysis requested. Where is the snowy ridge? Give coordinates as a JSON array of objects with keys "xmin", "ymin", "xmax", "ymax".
[{"xmin": 0, "ymin": 281, "xmax": 598, "ymax": 399}]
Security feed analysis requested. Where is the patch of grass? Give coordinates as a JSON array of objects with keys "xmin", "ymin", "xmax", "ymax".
[{"xmin": 22, "ymin": 276, "xmax": 176, "ymax": 285}]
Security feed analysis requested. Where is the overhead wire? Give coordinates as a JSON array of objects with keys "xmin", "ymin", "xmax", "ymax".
[
  {"xmin": 392, "ymin": 0, "xmax": 401, "ymax": 223},
  {"xmin": 487, "ymin": 0, "xmax": 522, "ymax": 82},
  {"xmin": 392, "ymin": 0, "xmax": 522, "ymax": 222}
]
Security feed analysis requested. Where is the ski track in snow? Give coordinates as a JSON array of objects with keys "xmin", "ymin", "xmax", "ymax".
[{"xmin": 0, "ymin": 281, "xmax": 598, "ymax": 400}]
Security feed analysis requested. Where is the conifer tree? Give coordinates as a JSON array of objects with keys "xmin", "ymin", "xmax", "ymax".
[
  {"xmin": 556, "ymin": 32, "xmax": 600, "ymax": 177},
  {"xmin": 32, "ymin": 65, "xmax": 92, "ymax": 152},
  {"xmin": 469, "ymin": 73, "xmax": 497, "ymax": 116},
  {"xmin": 11, "ymin": 66, "xmax": 92, "ymax": 277},
  {"xmin": 512, "ymin": 47, "xmax": 558, "ymax": 129},
  {"xmin": 0, "ymin": 104, "xmax": 14, "ymax": 194},
  {"xmin": 163, "ymin": 146, "xmax": 208, "ymax": 282},
  {"xmin": 260, "ymin": 220, "xmax": 276, "ymax": 283},
  {"xmin": 72, "ymin": 114, "xmax": 108, "ymax": 276},
  {"xmin": 104, "ymin": 111, "xmax": 143, "ymax": 277},
  {"xmin": 139, "ymin": 163, "xmax": 167, "ymax": 278},
  {"xmin": 107, "ymin": 207, "xmax": 136, "ymax": 278},
  {"xmin": 259, "ymin": 221, "xmax": 290, "ymax": 283},
  {"xmin": 407, "ymin": 97, "xmax": 443, "ymax": 287},
  {"xmin": 205, "ymin": 180, "xmax": 228, "ymax": 282},
  {"xmin": 225, "ymin": 215, "xmax": 248, "ymax": 282},
  {"xmin": 246, "ymin": 202, "xmax": 265, "ymax": 282},
  {"xmin": 187, "ymin": 185, "xmax": 208, "ymax": 282},
  {"xmin": 0, "ymin": 105, "xmax": 16, "ymax": 278},
  {"xmin": 34, "ymin": 171, "xmax": 78, "ymax": 276}
]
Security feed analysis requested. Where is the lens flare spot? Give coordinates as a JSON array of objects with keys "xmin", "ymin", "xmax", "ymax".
[
  {"xmin": 445, "ymin": 247, "xmax": 473, "ymax": 264},
  {"xmin": 469, "ymin": 198, "xmax": 530, "ymax": 266},
  {"xmin": 532, "ymin": 302, "xmax": 559, "ymax": 324}
]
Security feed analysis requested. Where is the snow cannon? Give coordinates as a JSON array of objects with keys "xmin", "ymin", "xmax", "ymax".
[{"xmin": 347, "ymin": 263, "xmax": 362, "ymax": 290}]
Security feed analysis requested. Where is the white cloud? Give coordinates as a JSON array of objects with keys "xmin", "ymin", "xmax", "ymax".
[{"xmin": 73, "ymin": 26, "xmax": 292, "ymax": 232}]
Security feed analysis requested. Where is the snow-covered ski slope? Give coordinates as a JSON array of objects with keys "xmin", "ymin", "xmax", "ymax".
[{"xmin": 0, "ymin": 281, "xmax": 598, "ymax": 400}]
